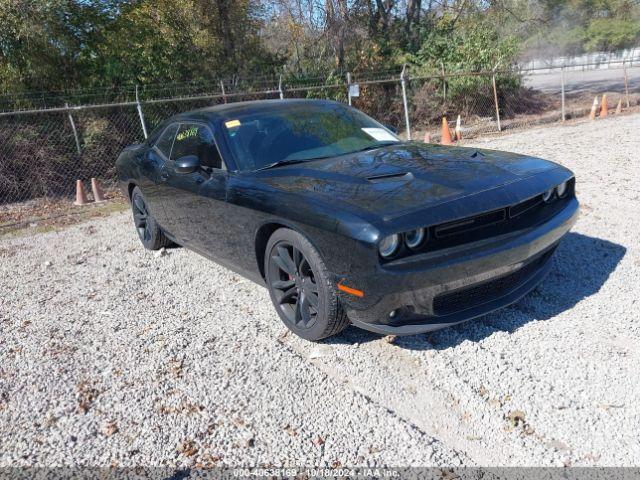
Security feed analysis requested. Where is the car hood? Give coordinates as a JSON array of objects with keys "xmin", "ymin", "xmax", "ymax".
[{"xmin": 257, "ymin": 142, "xmax": 563, "ymax": 220}]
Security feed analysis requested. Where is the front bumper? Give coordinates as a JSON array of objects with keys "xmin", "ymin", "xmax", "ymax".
[{"xmin": 343, "ymin": 198, "xmax": 579, "ymax": 335}]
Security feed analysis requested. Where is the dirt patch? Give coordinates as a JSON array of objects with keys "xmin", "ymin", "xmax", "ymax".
[{"xmin": 0, "ymin": 188, "xmax": 127, "ymax": 238}]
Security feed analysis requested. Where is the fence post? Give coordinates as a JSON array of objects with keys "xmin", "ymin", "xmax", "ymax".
[
  {"xmin": 220, "ymin": 80, "xmax": 227, "ymax": 104},
  {"xmin": 400, "ymin": 65, "xmax": 411, "ymax": 141},
  {"xmin": 347, "ymin": 72, "xmax": 352, "ymax": 106},
  {"xmin": 560, "ymin": 66, "xmax": 566, "ymax": 122},
  {"xmin": 135, "ymin": 85, "xmax": 148, "ymax": 139},
  {"xmin": 65, "ymin": 103, "xmax": 82, "ymax": 156},
  {"xmin": 441, "ymin": 61, "xmax": 447, "ymax": 101},
  {"xmin": 623, "ymin": 60, "xmax": 630, "ymax": 108},
  {"xmin": 278, "ymin": 74, "xmax": 284, "ymax": 99},
  {"xmin": 491, "ymin": 73, "xmax": 502, "ymax": 132}
]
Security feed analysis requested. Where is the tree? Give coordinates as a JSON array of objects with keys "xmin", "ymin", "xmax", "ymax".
[
  {"xmin": 0, "ymin": 0, "xmax": 120, "ymax": 93},
  {"xmin": 0, "ymin": 0, "xmax": 280, "ymax": 98}
]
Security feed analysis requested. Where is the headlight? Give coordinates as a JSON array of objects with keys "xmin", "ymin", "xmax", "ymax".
[
  {"xmin": 556, "ymin": 181, "xmax": 568, "ymax": 198},
  {"xmin": 405, "ymin": 228, "xmax": 426, "ymax": 250},
  {"xmin": 379, "ymin": 234, "xmax": 400, "ymax": 258},
  {"xmin": 542, "ymin": 188, "xmax": 555, "ymax": 203}
]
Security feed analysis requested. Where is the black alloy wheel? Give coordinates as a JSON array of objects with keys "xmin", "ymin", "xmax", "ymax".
[
  {"xmin": 265, "ymin": 228, "xmax": 350, "ymax": 341},
  {"xmin": 268, "ymin": 242, "xmax": 320, "ymax": 329}
]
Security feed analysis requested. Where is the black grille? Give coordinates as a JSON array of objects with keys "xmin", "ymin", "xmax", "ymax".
[
  {"xmin": 435, "ymin": 209, "xmax": 506, "ymax": 238},
  {"xmin": 432, "ymin": 250, "xmax": 553, "ymax": 316},
  {"xmin": 422, "ymin": 191, "xmax": 572, "ymax": 255},
  {"xmin": 434, "ymin": 195, "xmax": 545, "ymax": 240}
]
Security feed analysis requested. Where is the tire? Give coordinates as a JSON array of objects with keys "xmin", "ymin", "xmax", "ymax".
[
  {"xmin": 130, "ymin": 186, "xmax": 171, "ymax": 251},
  {"xmin": 265, "ymin": 228, "xmax": 350, "ymax": 341}
]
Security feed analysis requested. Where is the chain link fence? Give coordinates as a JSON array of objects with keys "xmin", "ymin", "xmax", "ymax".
[{"xmin": 1, "ymin": 61, "xmax": 639, "ymax": 227}]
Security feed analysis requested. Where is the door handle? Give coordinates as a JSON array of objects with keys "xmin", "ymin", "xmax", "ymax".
[{"xmin": 160, "ymin": 170, "xmax": 170, "ymax": 181}]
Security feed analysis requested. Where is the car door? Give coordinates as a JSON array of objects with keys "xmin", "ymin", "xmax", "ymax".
[
  {"xmin": 137, "ymin": 123, "xmax": 178, "ymax": 226},
  {"xmin": 160, "ymin": 122, "xmax": 229, "ymax": 251}
]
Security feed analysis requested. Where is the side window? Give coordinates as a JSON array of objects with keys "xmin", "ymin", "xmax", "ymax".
[
  {"xmin": 171, "ymin": 123, "xmax": 223, "ymax": 169},
  {"xmin": 154, "ymin": 124, "xmax": 179, "ymax": 158}
]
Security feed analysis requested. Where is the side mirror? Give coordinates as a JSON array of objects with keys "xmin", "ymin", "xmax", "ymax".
[
  {"xmin": 385, "ymin": 124, "xmax": 398, "ymax": 134},
  {"xmin": 174, "ymin": 155, "xmax": 200, "ymax": 174}
]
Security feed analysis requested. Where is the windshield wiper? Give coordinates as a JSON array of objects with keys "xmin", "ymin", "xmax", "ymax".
[
  {"xmin": 254, "ymin": 159, "xmax": 312, "ymax": 171},
  {"xmin": 350, "ymin": 141, "xmax": 399, "ymax": 154}
]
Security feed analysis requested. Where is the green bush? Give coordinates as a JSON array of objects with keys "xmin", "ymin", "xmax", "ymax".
[{"xmin": 405, "ymin": 16, "xmax": 522, "ymax": 124}]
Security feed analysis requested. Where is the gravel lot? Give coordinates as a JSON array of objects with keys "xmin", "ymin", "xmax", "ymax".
[{"xmin": 1, "ymin": 114, "xmax": 639, "ymax": 467}]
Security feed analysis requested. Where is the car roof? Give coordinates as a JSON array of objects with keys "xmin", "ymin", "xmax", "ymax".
[{"xmin": 172, "ymin": 98, "xmax": 345, "ymax": 123}]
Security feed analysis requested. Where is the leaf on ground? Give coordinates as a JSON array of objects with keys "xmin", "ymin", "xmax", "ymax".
[
  {"xmin": 75, "ymin": 380, "xmax": 100, "ymax": 414},
  {"xmin": 283, "ymin": 424, "xmax": 298, "ymax": 437},
  {"xmin": 168, "ymin": 359, "xmax": 183, "ymax": 378},
  {"xmin": 177, "ymin": 439, "xmax": 198, "ymax": 457},
  {"xmin": 505, "ymin": 409, "xmax": 534, "ymax": 434},
  {"xmin": 506, "ymin": 409, "xmax": 526, "ymax": 427},
  {"xmin": 103, "ymin": 421, "xmax": 118, "ymax": 437}
]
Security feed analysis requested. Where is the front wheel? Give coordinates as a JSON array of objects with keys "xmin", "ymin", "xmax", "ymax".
[{"xmin": 265, "ymin": 228, "xmax": 350, "ymax": 341}]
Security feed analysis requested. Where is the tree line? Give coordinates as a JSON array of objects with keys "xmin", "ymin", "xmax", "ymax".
[{"xmin": 0, "ymin": 0, "xmax": 638, "ymax": 97}]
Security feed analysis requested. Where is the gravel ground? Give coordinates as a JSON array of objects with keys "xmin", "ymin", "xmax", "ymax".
[{"xmin": 1, "ymin": 114, "xmax": 639, "ymax": 467}]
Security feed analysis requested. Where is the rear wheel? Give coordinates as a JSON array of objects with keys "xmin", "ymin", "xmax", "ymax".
[
  {"xmin": 265, "ymin": 228, "xmax": 349, "ymax": 341},
  {"xmin": 130, "ymin": 186, "xmax": 170, "ymax": 250}
]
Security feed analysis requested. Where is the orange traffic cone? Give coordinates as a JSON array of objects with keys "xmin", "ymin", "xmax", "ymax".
[
  {"xmin": 423, "ymin": 131, "xmax": 431, "ymax": 143},
  {"xmin": 455, "ymin": 115, "xmax": 462, "ymax": 141},
  {"xmin": 74, "ymin": 179, "xmax": 88, "ymax": 206},
  {"xmin": 600, "ymin": 94, "xmax": 608, "ymax": 117},
  {"xmin": 589, "ymin": 96, "xmax": 599, "ymax": 120},
  {"xmin": 91, "ymin": 178, "xmax": 106, "ymax": 203},
  {"xmin": 440, "ymin": 117, "xmax": 453, "ymax": 145},
  {"xmin": 615, "ymin": 98, "xmax": 622, "ymax": 114}
]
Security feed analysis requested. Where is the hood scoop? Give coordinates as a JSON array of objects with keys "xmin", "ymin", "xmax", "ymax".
[{"xmin": 365, "ymin": 171, "xmax": 413, "ymax": 182}]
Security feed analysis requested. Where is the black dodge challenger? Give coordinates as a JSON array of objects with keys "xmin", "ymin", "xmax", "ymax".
[{"xmin": 117, "ymin": 99, "xmax": 578, "ymax": 341}]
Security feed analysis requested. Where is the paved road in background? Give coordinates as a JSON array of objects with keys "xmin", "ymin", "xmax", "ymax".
[{"xmin": 524, "ymin": 66, "xmax": 640, "ymax": 94}]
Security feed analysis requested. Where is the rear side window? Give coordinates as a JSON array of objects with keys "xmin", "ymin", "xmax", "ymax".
[
  {"xmin": 170, "ymin": 123, "xmax": 223, "ymax": 169},
  {"xmin": 155, "ymin": 124, "xmax": 179, "ymax": 158}
]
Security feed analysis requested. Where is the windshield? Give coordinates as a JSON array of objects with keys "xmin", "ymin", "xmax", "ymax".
[{"xmin": 220, "ymin": 102, "xmax": 400, "ymax": 171}]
